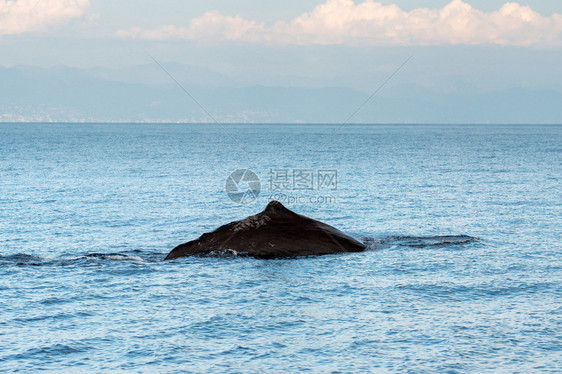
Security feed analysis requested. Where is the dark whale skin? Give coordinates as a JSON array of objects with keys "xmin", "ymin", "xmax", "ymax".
[{"xmin": 165, "ymin": 201, "xmax": 366, "ymax": 259}]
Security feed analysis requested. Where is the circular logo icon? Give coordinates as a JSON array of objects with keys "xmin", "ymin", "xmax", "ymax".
[{"xmin": 225, "ymin": 169, "xmax": 261, "ymax": 204}]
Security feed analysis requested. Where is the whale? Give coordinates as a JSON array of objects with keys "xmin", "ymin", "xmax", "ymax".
[{"xmin": 165, "ymin": 200, "xmax": 366, "ymax": 259}]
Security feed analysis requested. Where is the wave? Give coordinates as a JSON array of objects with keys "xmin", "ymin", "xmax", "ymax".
[
  {"xmin": 0, "ymin": 235, "xmax": 478, "ymax": 265},
  {"xmin": 0, "ymin": 251, "xmax": 153, "ymax": 266},
  {"xmin": 361, "ymin": 235, "xmax": 478, "ymax": 250},
  {"xmin": 83, "ymin": 253, "xmax": 145, "ymax": 262}
]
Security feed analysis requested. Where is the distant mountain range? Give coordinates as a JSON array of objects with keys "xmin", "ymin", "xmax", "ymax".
[{"xmin": 1, "ymin": 64, "xmax": 561, "ymax": 123}]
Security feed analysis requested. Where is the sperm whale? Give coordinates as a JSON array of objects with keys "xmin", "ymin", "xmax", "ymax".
[{"xmin": 165, "ymin": 200, "xmax": 366, "ymax": 259}]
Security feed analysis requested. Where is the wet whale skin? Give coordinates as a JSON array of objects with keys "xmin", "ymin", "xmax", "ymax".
[{"xmin": 165, "ymin": 201, "xmax": 366, "ymax": 259}]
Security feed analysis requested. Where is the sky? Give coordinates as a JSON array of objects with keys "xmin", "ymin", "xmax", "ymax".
[{"xmin": 0, "ymin": 0, "xmax": 561, "ymax": 123}]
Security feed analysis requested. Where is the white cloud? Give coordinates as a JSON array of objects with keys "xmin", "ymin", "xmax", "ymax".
[
  {"xmin": 116, "ymin": 11, "xmax": 265, "ymax": 42},
  {"xmin": 116, "ymin": 0, "xmax": 562, "ymax": 47},
  {"xmin": 0, "ymin": 0, "xmax": 90, "ymax": 35}
]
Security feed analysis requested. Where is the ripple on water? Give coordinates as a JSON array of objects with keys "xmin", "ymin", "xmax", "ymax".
[{"xmin": 1, "ymin": 123, "xmax": 560, "ymax": 373}]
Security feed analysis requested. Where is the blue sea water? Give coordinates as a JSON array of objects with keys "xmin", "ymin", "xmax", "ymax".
[{"xmin": 0, "ymin": 123, "xmax": 560, "ymax": 373}]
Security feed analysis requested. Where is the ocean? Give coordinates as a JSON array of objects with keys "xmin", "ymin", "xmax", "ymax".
[{"xmin": 0, "ymin": 123, "xmax": 560, "ymax": 372}]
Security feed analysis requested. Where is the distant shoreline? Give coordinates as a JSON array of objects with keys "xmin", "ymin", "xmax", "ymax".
[{"xmin": 1, "ymin": 122, "xmax": 561, "ymax": 126}]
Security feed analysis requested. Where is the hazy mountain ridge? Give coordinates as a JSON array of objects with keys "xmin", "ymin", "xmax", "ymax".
[{"xmin": 1, "ymin": 64, "xmax": 560, "ymax": 123}]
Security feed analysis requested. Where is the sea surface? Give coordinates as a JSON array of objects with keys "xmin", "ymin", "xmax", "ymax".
[{"xmin": 0, "ymin": 123, "xmax": 560, "ymax": 373}]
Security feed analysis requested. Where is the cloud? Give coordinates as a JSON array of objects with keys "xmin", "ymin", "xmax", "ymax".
[
  {"xmin": 0, "ymin": 0, "xmax": 90, "ymax": 35},
  {"xmin": 116, "ymin": 11, "xmax": 265, "ymax": 42},
  {"xmin": 116, "ymin": 0, "xmax": 562, "ymax": 47}
]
